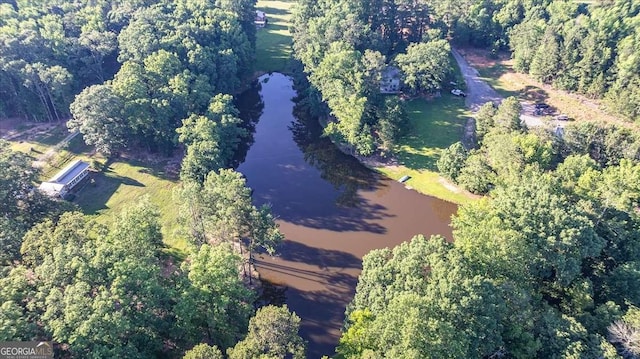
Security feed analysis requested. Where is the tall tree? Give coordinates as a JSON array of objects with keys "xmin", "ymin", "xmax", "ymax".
[
  {"xmin": 395, "ymin": 40, "xmax": 451, "ymax": 95},
  {"xmin": 183, "ymin": 344, "xmax": 224, "ymax": 359},
  {"xmin": 177, "ymin": 94, "xmax": 246, "ymax": 183},
  {"xmin": 176, "ymin": 244, "xmax": 254, "ymax": 349},
  {"xmin": 227, "ymin": 305, "xmax": 306, "ymax": 359},
  {"xmin": 68, "ymin": 84, "xmax": 126, "ymax": 156},
  {"xmin": 176, "ymin": 169, "xmax": 282, "ymax": 275}
]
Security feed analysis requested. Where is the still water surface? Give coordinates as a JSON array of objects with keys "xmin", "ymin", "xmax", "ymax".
[{"xmin": 236, "ymin": 73, "xmax": 457, "ymax": 358}]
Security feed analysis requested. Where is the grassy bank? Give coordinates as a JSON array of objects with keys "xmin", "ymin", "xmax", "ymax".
[
  {"xmin": 376, "ymin": 96, "xmax": 476, "ymax": 205},
  {"xmin": 255, "ymin": 0, "xmax": 294, "ymax": 73}
]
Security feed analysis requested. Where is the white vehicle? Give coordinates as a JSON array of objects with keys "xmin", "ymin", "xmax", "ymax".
[{"xmin": 451, "ymin": 89, "xmax": 466, "ymax": 97}]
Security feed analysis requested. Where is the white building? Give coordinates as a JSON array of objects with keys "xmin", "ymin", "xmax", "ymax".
[
  {"xmin": 39, "ymin": 160, "xmax": 90, "ymax": 197},
  {"xmin": 380, "ymin": 66, "xmax": 402, "ymax": 94},
  {"xmin": 255, "ymin": 10, "xmax": 267, "ymax": 27}
]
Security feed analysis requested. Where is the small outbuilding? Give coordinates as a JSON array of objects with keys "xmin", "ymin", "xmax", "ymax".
[
  {"xmin": 380, "ymin": 66, "xmax": 402, "ymax": 94},
  {"xmin": 255, "ymin": 10, "xmax": 267, "ymax": 27},
  {"xmin": 39, "ymin": 160, "xmax": 90, "ymax": 197}
]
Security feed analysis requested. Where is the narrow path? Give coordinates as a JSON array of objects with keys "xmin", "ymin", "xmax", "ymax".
[{"xmin": 33, "ymin": 130, "xmax": 79, "ymax": 168}]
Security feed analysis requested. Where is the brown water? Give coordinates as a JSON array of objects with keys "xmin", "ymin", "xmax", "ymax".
[{"xmin": 236, "ymin": 73, "xmax": 457, "ymax": 358}]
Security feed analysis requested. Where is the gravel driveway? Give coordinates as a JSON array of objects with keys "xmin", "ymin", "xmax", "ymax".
[{"xmin": 451, "ymin": 48, "xmax": 546, "ymax": 129}]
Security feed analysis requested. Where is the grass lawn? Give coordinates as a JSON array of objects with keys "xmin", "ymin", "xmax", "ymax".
[
  {"xmin": 8, "ymin": 123, "xmax": 187, "ymax": 256},
  {"xmin": 73, "ymin": 157, "xmax": 186, "ymax": 255},
  {"xmin": 255, "ymin": 0, "xmax": 294, "ymax": 73},
  {"xmin": 376, "ymin": 95, "xmax": 477, "ymax": 205},
  {"xmin": 10, "ymin": 124, "xmax": 70, "ymax": 155}
]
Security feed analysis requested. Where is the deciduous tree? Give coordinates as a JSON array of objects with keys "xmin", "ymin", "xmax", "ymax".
[{"xmin": 227, "ymin": 305, "xmax": 306, "ymax": 359}]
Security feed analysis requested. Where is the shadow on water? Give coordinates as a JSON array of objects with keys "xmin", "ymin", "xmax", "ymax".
[
  {"xmin": 236, "ymin": 72, "xmax": 457, "ymax": 358},
  {"xmin": 289, "ymin": 118, "xmax": 378, "ymax": 208},
  {"xmin": 267, "ymin": 240, "xmax": 361, "ymax": 271},
  {"xmin": 232, "ymin": 80, "xmax": 264, "ymax": 167},
  {"xmin": 279, "ymin": 198, "xmax": 391, "ymax": 234}
]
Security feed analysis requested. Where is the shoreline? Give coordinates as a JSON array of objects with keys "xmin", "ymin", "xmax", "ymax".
[{"xmin": 318, "ymin": 116, "xmax": 474, "ymax": 204}]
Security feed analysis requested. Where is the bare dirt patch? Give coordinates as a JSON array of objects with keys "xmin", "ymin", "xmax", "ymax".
[
  {"xmin": 0, "ymin": 118, "xmax": 60, "ymax": 141},
  {"xmin": 456, "ymin": 47, "xmax": 637, "ymax": 131},
  {"xmin": 456, "ymin": 47, "xmax": 510, "ymax": 69}
]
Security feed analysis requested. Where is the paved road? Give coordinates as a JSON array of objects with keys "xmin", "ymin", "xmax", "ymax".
[{"xmin": 451, "ymin": 48, "xmax": 546, "ymax": 129}]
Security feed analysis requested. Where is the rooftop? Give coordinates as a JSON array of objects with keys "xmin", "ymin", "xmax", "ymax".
[{"xmin": 49, "ymin": 160, "xmax": 90, "ymax": 185}]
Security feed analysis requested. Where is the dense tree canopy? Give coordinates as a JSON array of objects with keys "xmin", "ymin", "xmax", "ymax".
[
  {"xmin": 2, "ymin": 0, "xmax": 256, "ymax": 155},
  {"xmin": 0, "ymin": 195, "xmax": 294, "ymax": 358},
  {"xmin": 227, "ymin": 305, "xmax": 306, "ymax": 359},
  {"xmin": 452, "ymin": 0, "xmax": 640, "ymax": 121},
  {"xmin": 293, "ymin": 0, "xmax": 640, "ymax": 125},
  {"xmin": 291, "ymin": 0, "xmax": 456, "ymax": 156},
  {"xmin": 340, "ymin": 155, "xmax": 640, "ymax": 357}
]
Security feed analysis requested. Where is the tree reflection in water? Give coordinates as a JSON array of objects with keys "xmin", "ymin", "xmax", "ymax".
[
  {"xmin": 234, "ymin": 73, "xmax": 380, "ymax": 208},
  {"xmin": 289, "ymin": 103, "xmax": 380, "ymax": 208},
  {"xmin": 232, "ymin": 80, "xmax": 264, "ymax": 168}
]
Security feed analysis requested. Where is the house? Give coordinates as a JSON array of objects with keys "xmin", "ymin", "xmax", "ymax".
[
  {"xmin": 380, "ymin": 66, "xmax": 401, "ymax": 94},
  {"xmin": 255, "ymin": 10, "xmax": 267, "ymax": 27},
  {"xmin": 38, "ymin": 160, "xmax": 90, "ymax": 197}
]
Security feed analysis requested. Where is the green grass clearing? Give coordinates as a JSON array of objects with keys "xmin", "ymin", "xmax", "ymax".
[
  {"xmin": 255, "ymin": 0, "xmax": 294, "ymax": 73},
  {"xmin": 7, "ymin": 124, "xmax": 187, "ymax": 256},
  {"xmin": 376, "ymin": 95, "xmax": 477, "ymax": 205},
  {"xmin": 73, "ymin": 157, "xmax": 186, "ymax": 253},
  {"xmin": 10, "ymin": 124, "xmax": 70, "ymax": 154}
]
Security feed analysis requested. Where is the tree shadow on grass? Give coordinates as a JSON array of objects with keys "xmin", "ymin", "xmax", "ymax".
[
  {"xmin": 477, "ymin": 63, "xmax": 521, "ymax": 98},
  {"xmin": 65, "ymin": 135, "xmax": 92, "ymax": 154},
  {"xmin": 74, "ymin": 160, "xmax": 147, "ymax": 214},
  {"xmin": 256, "ymin": 24, "xmax": 292, "ymax": 72},
  {"xmin": 395, "ymin": 97, "xmax": 468, "ymax": 171},
  {"xmin": 31, "ymin": 125, "xmax": 68, "ymax": 146},
  {"xmin": 520, "ymin": 85, "xmax": 549, "ymax": 102}
]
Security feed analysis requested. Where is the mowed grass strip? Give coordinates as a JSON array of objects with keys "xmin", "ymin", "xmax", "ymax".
[
  {"xmin": 255, "ymin": 0, "xmax": 294, "ymax": 73},
  {"xmin": 376, "ymin": 95, "xmax": 477, "ymax": 205}
]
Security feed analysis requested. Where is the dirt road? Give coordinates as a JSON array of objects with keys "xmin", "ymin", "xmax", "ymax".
[
  {"xmin": 451, "ymin": 48, "xmax": 502, "ymax": 112},
  {"xmin": 451, "ymin": 48, "xmax": 546, "ymax": 129}
]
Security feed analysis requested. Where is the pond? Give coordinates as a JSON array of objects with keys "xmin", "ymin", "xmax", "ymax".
[{"xmin": 236, "ymin": 73, "xmax": 457, "ymax": 358}]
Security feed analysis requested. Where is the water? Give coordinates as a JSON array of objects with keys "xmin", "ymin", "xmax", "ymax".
[{"xmin": 236, "ymin": 73, "xmax": 457, "ymax": 358}]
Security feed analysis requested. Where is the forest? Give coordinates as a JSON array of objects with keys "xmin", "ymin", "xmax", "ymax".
[
  {"xmin": 292, "ymin": 0, "xmax": 639, "ymax": 158},
  {"xmin": 337, "ymin": 98, "xmax": 640, "ymax": 358},
  {"xmin": 2, "ymin": 0, "xmax": 640, "ymax": 357},
  {"xmin": 1, "ymin": 0, "xmax": 305, "ymax": 358},
  {"xmin": 292, "ymin": 0, "xmax": 640, "ymax": 357}
]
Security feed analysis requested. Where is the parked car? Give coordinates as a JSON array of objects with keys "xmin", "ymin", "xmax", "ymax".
[
  {"xmin": 534, "ymin": 102, "xmax": 550, "ymax": 109},
  {"xmin": 451, "ymin": 89, "xmax": 466, "ymax": 97},
  {"xmin": 555, "ymin": 114, "xmax": 569, "ymax": 121}
]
